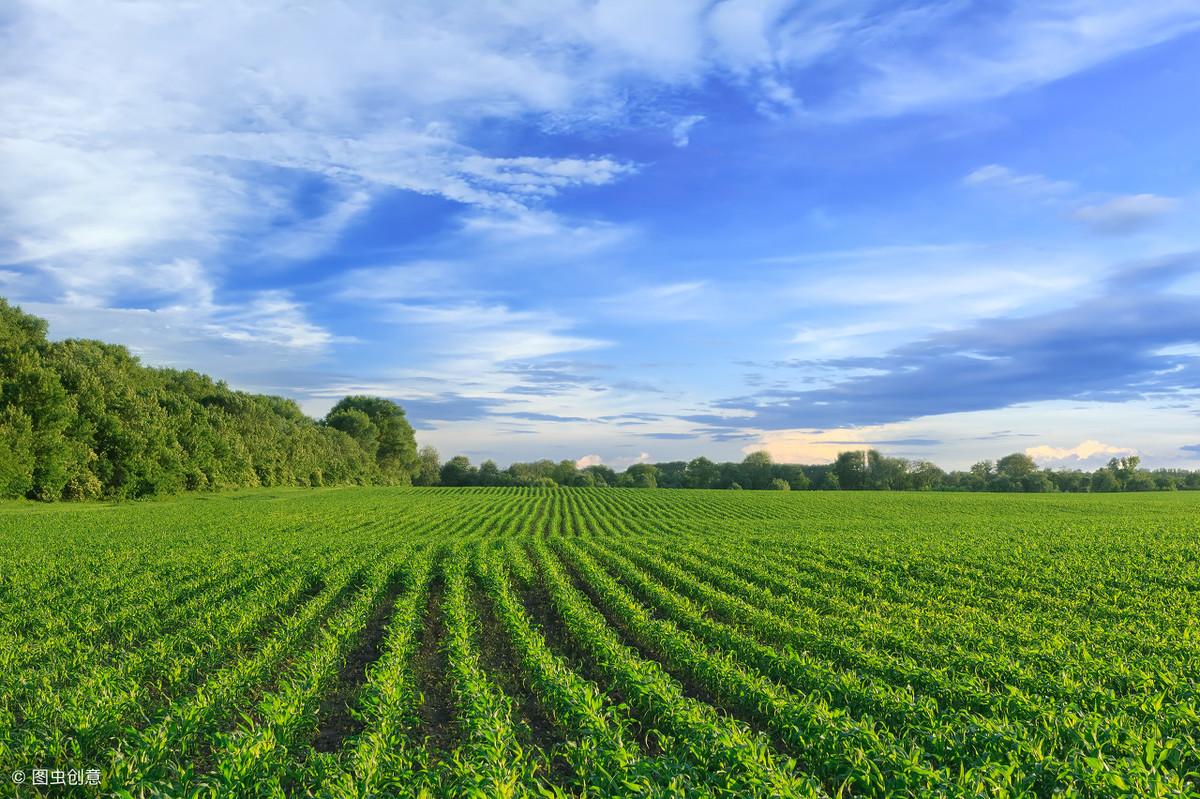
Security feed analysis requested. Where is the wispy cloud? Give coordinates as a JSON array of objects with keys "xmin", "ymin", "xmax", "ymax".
[
  {"xmin": 701, "ymin": 254, "xmax": 1200, "ymax": 429},
  {"xmin": 963, "ymin": 165, "xmax": 1075, "ymax": 200},
  {"xmin": 965, "ymin": 164, "xmax": 1181, "ymax": 236},
  {"xmin": 797, "ymin": 3, "xmax": 1200, "ymax": 119},
  {"xmin": 1072, "ymin": 194, "xmax": 1180, "ymax": 234},
  {"xmin": 671, "ymin": 115, "xmax": 705, "ymax": 147},
  {"xmin": 600, "ymin": 281, "xmax": 712, "ymax": 322},
  {"xmin": 381, "ymin": 301, "xmax": 609, "ymax": 363}
]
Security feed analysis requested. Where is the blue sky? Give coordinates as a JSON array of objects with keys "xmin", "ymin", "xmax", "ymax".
[{"xmin": 3, "ymin": 1, "xmax": 1199, "ymax": 470}]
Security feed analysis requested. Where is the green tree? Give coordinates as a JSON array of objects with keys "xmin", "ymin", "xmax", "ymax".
[
  {"xmin": 582, "ymin": 464, "xmax": 616, "ymax": 487},
  {"xmin": 1020, "ymin": 472, "xmax": 1056, "ymax": 493},
  {"xmin": 865, "ymin": 450, "xmax": 908, "ymax": 489},
  {"xmin": 1125, "ymin": 470, "xmax": 1156, "ymax": 491},
  {"xmin": 996, "ymin": 453, "xmax": 1037, "ymax": 481},
  {"xmin": 684, "ymin": 456, "xmax": 720, "ymax": 489},
  {"xmin": 775, "ymin": 464, "xmax": 810, "ymax": 490},
  {"xmin": 0, "ymin": 407, "xmax": 35, "ymax": 499},
  {"xmin": 908, "ymin": 461, "xmax": 944, "ymax": 491},
  {"xmin": 553, "ymin": 459, "xmax": 579, "ymax": 486},
  {"xmin": 0, "ymin": 300, "xmax": 83, "ymax": 499},
  {"xmin": 741, "ymin": 451, "xmax": 774, "ymax": 490},
  {"xmin": 1090, "ymin": 469, "xmax": 1119, "ymax": 492},
  {"xmin": 1106, "ymin": 456, "xmax": 1141, "ymax": 488},
  {"xmin": 414, "ymin": 445, "xmax": 441, "ymax": 486},
  {"xmin": 833, "ymin": 450, "xmax": 866, "ymax": 490},
  {"xmin": 768, "ymin": 477, "xmax": 790, "ymax": 490},
  {"xmin": 478, "ymin": 459, "xmax": 502, "ymax": 486},
  {"xmin": 624, "ymin": 463, "xmax": 658, "ymax": 488},
  {"xmin": 568, "ymin": 470, "xmax": 596, "ymax": 487},
  {"xmin": 440, "ymin": 455, "xmax": 476, "ymax": 487},
  {"xmin": 325, "ymin": 396, "xmax": 419, "ymax": 483}
]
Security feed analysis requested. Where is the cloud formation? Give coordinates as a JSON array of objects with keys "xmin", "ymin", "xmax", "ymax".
[
  {"xmin": 1025, "ymin": 439, "xmax": 1134, "ymax": 462},
  {"xmin": 1072, "ymin": 194, "xmax": 1180, "ymax": 234},
  {"xmin": 963, "ymin": 165, "xmax": 1075, "ymax": 199},
  {"xmin": 701, "ymin": 255, "xmax": 1200, "ymax": 430}
]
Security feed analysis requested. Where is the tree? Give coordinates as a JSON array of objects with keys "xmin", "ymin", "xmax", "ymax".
[
  {"xmin": 440, "ymin": 455, "xmax": 476, "ymax": 487},
  {"xmin": 1020, "ymin": 472, "xmax": 1056, "ymax": 493},
  {"xmin": 326, "ymin": 409, "xmax": 377, "ymax": 456},
  {"xmin": 413, "ymin": 446, "xmax": 441, "ymax": 486},
  {"xmin": 478, "ymin": 459, "xmax": 502, "ymax": 486},
  {"xmin": 1, "ymin": 300, "xmax": 85, "ymax": 499},
  {"xmin": 1, "ymin": 297, "xmax": 431, "ymax": 500},
  {"xmin": 741, "ymin": 451, "xmax": 773, "ymax": 489},
  {"xmin": 325, "ymin": 396, "xmax": 419, "ymax": 483},
  {"xmin": 833, "ymin": 450, "xmax": 867, "ymax": 490},
  {"xmin": 684, "ymin": 456, "xmax": 719, "ymax": 489},
  {"xmin": 553, "ymin": 459, "xmax": 579, "ymax": 486},
  {"xmin": 1090, "ymin": 469, "xmax": 1119, "ymax": 492},
  {"xmin": 0, "ymin": 407, "xmax": 35, "ymax": 499},
  {"xmin": 624, "ymin": 463, "xmax": 658, "ymax": 488},
  {"xmin": 1106, "ymin": 456, "xmax": 1141, "ymax": 488},
  {"xmin": 568, "ymin": 470, "xmax": 596, "ymax": 487},
  {"xmin": 768, "ymin": 477, "xmax": 790, "ymax": 490},
  {"xmin": 996, "ymin": 453, "xmax": 1037, "ymax": 482},
  {"xmin": 655, "ymin": 461, "xmax": 687, "ymax": 489},
  {"xmin": 865, "ymin": 450, "xmax": 907, "ymax": 489},
  {"xmin": 908, "ymin": 461, "xmax": 944, "ymax": 491},
  {"xmin": 775, "ymin": 464, "xmax": 810, "ymax": 490},
  {"xmin": 1125, "ymin": 471, "xmax": 1156, "ymax": 491},
  {"xmin": 582, "ymin": 464, "xmax": 616, "ymax": 487}
]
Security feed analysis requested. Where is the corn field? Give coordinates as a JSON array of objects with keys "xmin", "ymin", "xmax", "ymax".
[{"xmin": 2, "ymin": 488, "xmax": 1199, "ymax": 797}]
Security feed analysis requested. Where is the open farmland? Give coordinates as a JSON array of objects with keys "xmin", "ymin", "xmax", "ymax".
[{"xmin": 2, "ymin": 489, "xmax": 1199, "ymax": 798}]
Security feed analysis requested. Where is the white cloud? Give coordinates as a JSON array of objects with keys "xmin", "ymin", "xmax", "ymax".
[
  {"xmin": 964, "ymin": 164, "xmax": 1181, "ymax": 236},
  {"xmin": 458, "ymin": 209, "xmax": 632, "ymax": 253},
  {"xmin": 1025, "ymin": 439, "xmax": 1135, "ymax": 462},
  {"xmin": 1072, "ymin": 194, "xmax": 1180, "ymax": 234},
  {"xmin": 4, "ymin": 1, "xmax": 1196, "ymax": 314},
  {"xmin": 963, "ymin": 164, "xmax": 1075, "ymax": 199},
  {"xmin": 671, "ymin": 115, "xmax": 705, "ymax": 147},
  {"xmin": 0, "ymin": 1, "xmax": 650, "ymax": 311},
  {"xmin": 335, "ymin": 262, "xmax": 466, "ymax": 303},
  {"xmin": 209, "ymin": 291, "xmax": 336, "ymax": 350},
  {"xmin": 382, "ymin": 301, "xmax": 609, "ymax": 363},
  {"xmin": 610, "ymin": 451, "xmax": 653, "ymax": 471},
  {"xmin": 576, "ymin": 453, "xmax": 604, "ymax": 468},
  {"xmin": 23, "ymin": 292, "xmax": 334, "ymax": 383},
  {"xmin": 809, "ymin": 3, "xmax": 1200, "ymax": 119},
  {"xmin": 458, "ymin": 155, "xmax": 635, "ymax": 197},
  {"xmin": 600, "ymin": 280, "xmax": 713, "ymax": 322}
]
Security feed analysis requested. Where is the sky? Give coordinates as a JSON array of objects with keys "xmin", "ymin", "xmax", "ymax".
[{"xmin": 2, "ymin": 1, "xmax": 1199, "ymax": 471}]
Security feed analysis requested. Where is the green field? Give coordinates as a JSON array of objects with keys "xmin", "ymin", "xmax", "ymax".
[{"xmin": 2, "ymin": 489, "xmax": 1199, "ymax": 798}]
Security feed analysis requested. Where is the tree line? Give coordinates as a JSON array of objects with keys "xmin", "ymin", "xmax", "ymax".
[
  {"xmin": 4, "ymin": 298, "xmax": 1197, "ymax": 500},
  {"xmin": 418, "ymin": 448, "xmax": 1199, "ymax": 492},
  {"xmin": 1, "ymin": 299, "xmax": 419, "ymax": 500}
]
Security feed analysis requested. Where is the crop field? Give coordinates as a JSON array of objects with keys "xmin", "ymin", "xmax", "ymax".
[{"xmin": 1, "ymin": 489, "xmax": 1199, "ymax": 798}]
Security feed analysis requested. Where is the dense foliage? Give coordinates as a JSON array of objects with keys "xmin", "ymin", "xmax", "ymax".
[
  {"xmin": 419, "ymin": 447, "xmax": 1200, "ymax": 493},
  {"xmin": 2, "ymin": 488, "xmax": 1197, "ymax": 796},
  {"xmin": 0, "ymin": 299, "xmax": 418, "ymax": 500}
]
